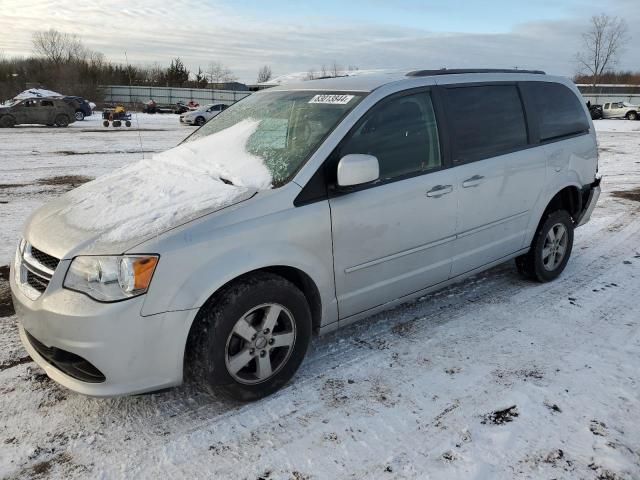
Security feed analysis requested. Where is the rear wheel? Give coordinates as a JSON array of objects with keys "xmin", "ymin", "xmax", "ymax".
[
  {"xmin": 113, "ymin": 120, "xmax": 122, "ymax": 127},
  {"xmin": 103, "ymin": 120, "xmax": 110, "ymax": 127},
  {"xmin": 125, "ymin": 120, "xmax": 132, "ymax": 127},
  {"xmin": 75, "ymin": 110, "xmax": 85, "ymax": 121},
  {"xmin": 0, "ymin": 116, "xmax": 16, "ymax": 128},
  {"xmin": 516, "ymin": 210, "xmax": 574, "ymax": 282},
  {"xmin": 55, "ymin": 114, "xmax": 70, "ymax": 127},
  {"xmin": 187, "ymin": 272, "xmax": 312, "ymax": 401}
]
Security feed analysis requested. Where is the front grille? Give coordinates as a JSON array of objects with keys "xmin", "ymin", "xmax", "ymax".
[
  {"xmin": 17, "ymin": 242, "xmax": 60, "ymax": 299},
  {"xmin": 26, "ymin": 331, "xmax": 106, "ymax": 383},
  {"xmin": 30, "ymin": 246, "xmax": 59, "ymax": 271},
  {"xmin": 26, "ymin": 270, "xmax": 48, "ymax": 292}
]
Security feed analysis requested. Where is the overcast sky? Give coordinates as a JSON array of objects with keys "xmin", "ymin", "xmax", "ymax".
[{"xmin": 1, "ymin": 0, "xmax": 638, "ymax": 83}]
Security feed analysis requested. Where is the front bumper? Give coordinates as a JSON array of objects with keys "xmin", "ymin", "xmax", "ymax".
[
  {"xmin": 576, "ymin": 176, "xmax": 602, "ymax": 227},
  {"xmin": 10, "ymin": 258, "xmax": 196, "ymax": 397}
]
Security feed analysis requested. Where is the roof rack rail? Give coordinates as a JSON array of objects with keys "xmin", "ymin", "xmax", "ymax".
[{"xmin": 406, "ymin": 68, "xmax": 546, "ymax": 77}]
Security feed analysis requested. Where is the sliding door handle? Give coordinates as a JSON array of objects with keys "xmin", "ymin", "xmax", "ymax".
[
  {"xmin": 426, "ymin": 185, "xmax": 453, "ymax": 198},
  {"xmin": 462, "ymin": 174, "xmax": 485, "ymax": 188}
]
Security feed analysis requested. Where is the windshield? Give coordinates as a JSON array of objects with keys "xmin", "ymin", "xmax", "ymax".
[{"xmin": 185, "ymin": 91, "xmax": 364, "ymax": 187}]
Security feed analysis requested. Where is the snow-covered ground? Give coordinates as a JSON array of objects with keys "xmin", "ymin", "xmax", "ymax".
[{"xmin": 0, "ymin": 118, "xmax": 639, "ymax": 479}]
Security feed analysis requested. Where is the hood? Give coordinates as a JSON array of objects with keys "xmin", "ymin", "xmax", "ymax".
[{"xmin": 24, "ymin": 119, "xmax": 273, "ymax": 259}]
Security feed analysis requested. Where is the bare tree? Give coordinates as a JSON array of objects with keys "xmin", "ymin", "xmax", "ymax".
[
  {"xmin": 206, "ymin": 61, "xmax": 237, "ymax": 85},
  {"xmin": 576, "ymin": 14, "xmax": 629, "ymax": 87},
  {"xmin": 32, "ymin": 29, "xmax": 87, "ymax": 64},
  {"xmin": 256, "ymin": 65, "xmax": 272, "ymax": 83},
  {"xmin": 331, "ymin": 60, "xmax": 341, "ymax": 77},
  {"xmin": 305, "ymin": 68, "xmax": 317, "ymax": 81}
]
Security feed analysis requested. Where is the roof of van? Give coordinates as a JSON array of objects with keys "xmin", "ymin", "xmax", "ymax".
[{"xmin": 269, "ymin": 69, "xmax": 565, "ymax": 93}]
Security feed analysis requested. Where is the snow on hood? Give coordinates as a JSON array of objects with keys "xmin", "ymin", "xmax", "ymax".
[
  {"xmin": 58, "ymin": 119, "xmax": 271, "ymax": 243},
  {"xmin": 14, "ymin": 88, "xmax": 63, "ymax": 99}
]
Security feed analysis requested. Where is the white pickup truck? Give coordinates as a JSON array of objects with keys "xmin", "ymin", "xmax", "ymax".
[{"xmin": 602, "ymin": 101, "xmax": 639, "ymax": 120}]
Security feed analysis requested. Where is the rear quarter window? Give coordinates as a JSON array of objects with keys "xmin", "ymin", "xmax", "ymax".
[
  {"xmin": 445, "ymin": 85, "xmax": 528, "ymax": 163},
  {"xmin": 525, "ymin": 82, "xmax": 590, "ymax": 141}
]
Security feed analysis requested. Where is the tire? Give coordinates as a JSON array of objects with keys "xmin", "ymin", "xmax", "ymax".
[
  {"xmin": 55, "ymin": 114, "xmax": 69, "ymax": 127},
  {"xmin": 515, "ymin": 210, "xmax": 574, "ymax": 282},
  {"xmin": 75, "ymin": 110, "xmax": 85, "ymax": 121},
  {"xmin": 187, "ymin": 272, "xmax": 312, "ymax": 401},
  {"xmin": 195, "ymin": 116, "xmax": 206, "ymax": 126},
  {"xmin": 0, "ymin": 116, "xmax": 16, "ymax": 128},
  {"xmin": 626, "ymin": 111, "xmax": 638, "ymax": 121},
  {"xmin": 125, "ymin": 120, "xmax": 132, "ymax": 127},
  {"xmin": 113, "ymin": 120, "xmax": 122, "ymax": 127},
  {"xmin": 103, "ymin": 120, "xmax": 110, "ymax": 127}
]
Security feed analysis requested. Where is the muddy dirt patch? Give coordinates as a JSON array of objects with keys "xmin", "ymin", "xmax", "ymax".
[
  {"xmin": 482, "ymin": 405, "xmax": 519, "ymax": 425},
  {"xmin": 36, "ymin": 175, "xmax": 93, "ymax": 188},
  {"xmin": 612, "ymin": 187, "xmax": 640, "ymax": 203},
  {"xmin": 1, "ymin": 266, "xmax": 15, "ymax": 317},
  {"xmin": 0, "ymin": 356, "xmax": 32, "ymax": 372}
]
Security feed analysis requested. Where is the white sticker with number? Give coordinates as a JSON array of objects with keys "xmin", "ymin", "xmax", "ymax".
[{"xmin": 308, "ymin": 94, "xmax": 354, "ymax": 105}]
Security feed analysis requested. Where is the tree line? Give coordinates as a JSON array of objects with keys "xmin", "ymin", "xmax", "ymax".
[{"xmin": 0, "ymin": 29, "xmax": 272, "ymax": 103}]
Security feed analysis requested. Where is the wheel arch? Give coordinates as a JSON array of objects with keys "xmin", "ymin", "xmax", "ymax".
[
  {"xmin": 542, "ymin": 185, "xmax": 582, "ymax": 221},
  {"xmin": 186, "ymin": 264, "xmax": 323, "ymax": 337},
  {"xmin": 182, "ymin": 265, "xmax": 323, "ymax": 375}
]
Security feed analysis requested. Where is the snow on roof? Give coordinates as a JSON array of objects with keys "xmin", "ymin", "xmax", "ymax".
[{"xmin": 14, "ymin": 88, "xmax": 63, "ymax": 100}]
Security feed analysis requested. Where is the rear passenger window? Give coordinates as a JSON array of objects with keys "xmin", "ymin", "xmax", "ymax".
[
  {"xmin": 446, "ymin": 85, "xmax": 528, "ymax": 163},
  {"xmin": 527, "ymin": 82, "xmax": 589, "ymax": 141},
  {"xmin": 340, "ymin": 91, "xmax": 441, "ymax": 180}
]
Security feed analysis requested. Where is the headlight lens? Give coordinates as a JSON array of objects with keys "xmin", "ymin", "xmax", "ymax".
[{"xmin": 64, "ymin": 255, "xmax": 159, "ymax": 302}]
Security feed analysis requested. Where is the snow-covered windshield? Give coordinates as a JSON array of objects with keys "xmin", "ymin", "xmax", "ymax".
[{"xmin": 185, "ymin": 91, "xmax": 365, "ymax": 187}]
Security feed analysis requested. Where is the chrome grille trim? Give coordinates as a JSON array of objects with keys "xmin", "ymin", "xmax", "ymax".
[{"xmin": 16, "ymin": 242, "xmax": 60, "ymax": 300}]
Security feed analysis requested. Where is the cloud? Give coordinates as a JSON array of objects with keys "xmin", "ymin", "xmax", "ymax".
[{"xmin": 0, "ymin": 0, "xmax": 637, "ymax": 83}]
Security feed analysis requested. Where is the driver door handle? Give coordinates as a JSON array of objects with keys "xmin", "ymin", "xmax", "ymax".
[
  {"xmin": 426, "ymin": 185, "xmax": 453, "ymax": 198},
  {"xmin": 462, "ymin": 174, "xmax": 485, "ymax": 188}
]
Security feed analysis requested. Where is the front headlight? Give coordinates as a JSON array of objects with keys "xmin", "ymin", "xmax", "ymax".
[{"xmin": 64, "ymin": 255, "xmax": 159, "ymax": 302}]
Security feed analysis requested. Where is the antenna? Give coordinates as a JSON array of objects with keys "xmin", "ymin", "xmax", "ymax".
[{"xmin": 124, "ymin": 51, "xmax": 144, "ymax": 159}]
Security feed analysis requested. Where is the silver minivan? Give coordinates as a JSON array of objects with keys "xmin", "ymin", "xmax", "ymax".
[{"xmin": 10, "ymin": 69, "xmax": 601, "ymax": 400}]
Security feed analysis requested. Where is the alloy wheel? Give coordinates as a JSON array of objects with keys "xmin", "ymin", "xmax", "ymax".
[
  {"xmin": 542, "ymin": 223, "xmax": 568, "ymax": 271},
  {"xmin": 224, "ymin": 303, "xmax": 296, "ymax": 385}
]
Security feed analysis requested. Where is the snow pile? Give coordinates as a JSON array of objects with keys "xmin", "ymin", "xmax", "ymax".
[
  {"xmin": 60, "ymin": 119, "xmax": 271, "ymax": 241},
  {"xmin": 14, "ymin": 88, "xmax": 63, "ymax": 99}
]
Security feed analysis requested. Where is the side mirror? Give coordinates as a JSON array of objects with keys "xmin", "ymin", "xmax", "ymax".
[{"xmin": 337, "ymin": 154, "xmax": 380, "ymax": 187}]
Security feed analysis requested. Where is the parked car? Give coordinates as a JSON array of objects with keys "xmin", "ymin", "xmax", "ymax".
[
  {"xmin": 11, "ymin": 69, "xmax": 600, "ymax": 401},
  {"xmin": 0, "ymin": 97, "xmax": 75, "ymax": 127},
  {"xmin": 63, "ymin": 96, "xmax": 93, "ymax": 121},
  {"xmin": 588, "ymin": 103, "xmax": 603, "ymax": 120},
  {"xmin": 180, "ymin": 103, "xmax": 229, "ymax": 126},
  {"xmin": 601, "ymin": 101, "xmax": 639, "ymax": 120},
  {"xmin": 143, "ymin": 100, "xmax": 190, "ymax": 114}
]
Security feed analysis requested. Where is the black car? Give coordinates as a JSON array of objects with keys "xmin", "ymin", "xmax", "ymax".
[
  {"xmin": 63, "ymin": 96, "xmax": 93, "ymax": 121},
  {"xmin": 587, "ymin": 103, "xmax": 603, "ymax": 120},
  {"xmin": 0, "ymin": 98, "xmax": 76, "ymax": 127}
]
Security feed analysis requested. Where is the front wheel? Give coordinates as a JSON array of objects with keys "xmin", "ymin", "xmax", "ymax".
[
  {"xmin": 187, "ymin": 273, "xmax": 312, "ymax": 401},
  {"xmin": 626, "ymin": 111, "xmax": 638, "ymax": 121},
  {"xmin": 55, "ymin": 114, "xmax": 70, "ymax": 127},
  {"xmin": 195, "ymin": 116, "xmax": 206, "ymax": 126},
  {"xmin": 0, "ymin": 116, "xmax": 16, "ymax": 128},
  {"xmin": 516, "ymin": 210, "xmax": 574, "ymax": 282}
]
